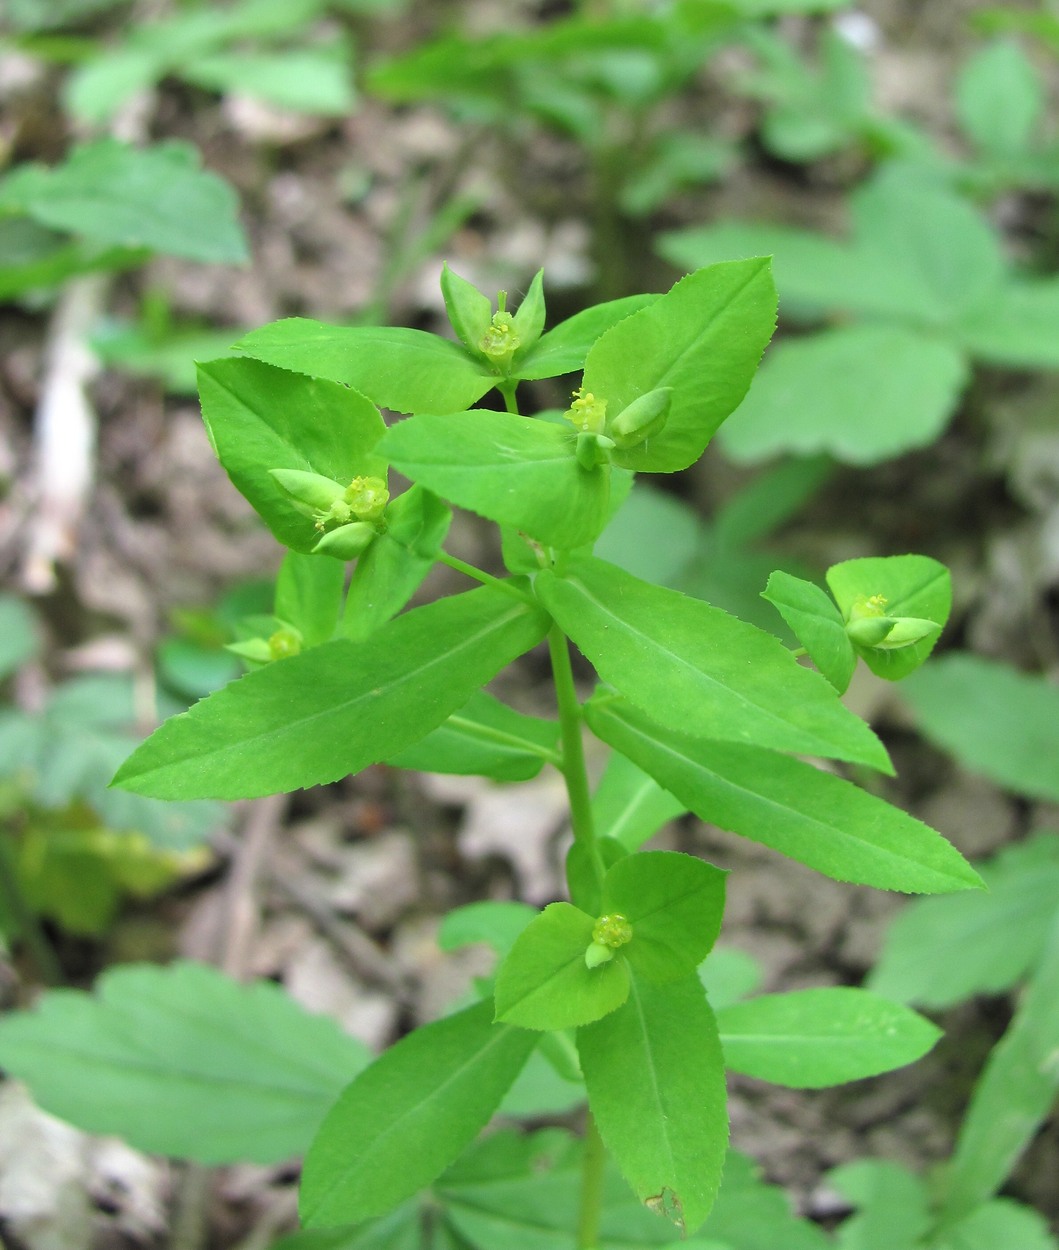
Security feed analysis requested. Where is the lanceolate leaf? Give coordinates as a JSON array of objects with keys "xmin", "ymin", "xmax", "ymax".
[
  {"xmin": 234, "ymin": 321, "xmax": 496, "ymax": 414},
  {"xmin": 591, "ymin": 750, "xmax": 687, "ymax": 851},
  {"xmin": 112, "ymin": 586, "xmax": 549, "ymax": 800},
  {"xmin": 585, "ymin": 696, "xmax": 982, "ymax": 894},
  {"xmin": 379, "ymin": 410, "xmax": 611, "ymax": 549},
  {"xmin": 537, "ymin": 558, "xmax": 891, "ymax": 771},
  {"xmin": 942, "ymin": 914, "xmax": 1059, "ymax": 1221},
  {"xmin": 198, "ymin": 357, "xmax": 386, "ymax": 553},
  {"xmin": 300, "ymin": 999, "xmax": 538, "ymax": 1228},
  {"xmin": 387, "ymin": 690, "xmax": 559, "ymax": 782},
  {"xmin": 578, "ymin": 973, "xmax": 728, "ymax": 1236},
  {"xmin": 717, "ymin": 988, "xmax": 940, "ymax": 1088},
  {"xmin": 581, "ymin": 259, "xmax": 777, "ymax": 472},
  {"xmin": 342, "ymin": 486, "xmax": 451, "ymax": 642},
  {"xmin": 0, "ymin": 961, "xmax": 369, "ymax": 1164}
]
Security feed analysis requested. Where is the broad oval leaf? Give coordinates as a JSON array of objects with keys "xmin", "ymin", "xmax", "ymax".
[
  {"xmin": 379, "ymin": 410, "xmax": 611, "ymax": 549},
  {"xmin": 0, "ymin": 961, "xmax": 368, "ymax": 1164},
  {"xmin": 717, "ymin": 987, "xmax": 940, "ymax": 1088},
  {"xmin": 586, "ymin": 695, "xmax": 982, "ymax": 894},
  {"xmin": 602, "ymin": 851, "xmax": 726, "ymax": 983},
  {"xmin": 300, "ymin": 999, "xmax": 538, "ymax": 1228},
  {"xmin": 515, "ymin": 293, "xmax": 661, "ymax": 381},
  {"xmin": 578, "ymin": 973, "xmax": 728, "ymax": 1236},
  {"xmin": 720, "ymin": 325, "xmax": 968, "ymax": 466},
  {"xmin": 537, "ymin": 557, "xmax": 891, "ymax": 771},
  {"xmin": 581, "ymin": 259, "xmax": 777, "ymax": 472},
  {"xmin": 198, "ymin": 357, "xmax": 387, "ymax": 553},
  {"xmin": 494, "ymin": 903, "xmax": 631, "ymax": 1030},
  {"xmin": 112, "ymin": 586, "xmax": 549, "ymax": 800},
  {"xmin": 234, "ymin": 321, "xmax": 496, "ymax": 415}
]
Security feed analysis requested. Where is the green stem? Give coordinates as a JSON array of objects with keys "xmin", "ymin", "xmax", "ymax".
[
  {"xmin": 498, "ymin": 379, "xmax": 520, "ymax": 415},
  {"xmin": 435, "ymin": 551, "xmax": 534, "ymax": 605},
  {"xmin": 578, "ymin": 1111, "xmax": 607, "ymax": 1249},
  {"xmin": 0, "ymin": 831, "xmax": 62, "ymax": 985},
  {"xmin": 548, "ymin": 625, "xmax": 604, "ymax": 887}
]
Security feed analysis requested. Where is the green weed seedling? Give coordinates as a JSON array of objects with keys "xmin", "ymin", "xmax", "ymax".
[
  {"xmin": 0, "ymin": 138, "xmax": 247, "ymax": 300},
  {"xmin": 659, "ymin": 162, "xmax": 1059, "ymax": 464},
  {"xmin": 0, "ymin": 595, "xmax": 218, "ymax": 973},
  {"xmin": 0, "ymin": 264, "xmax": 981, "ymax": 1246}
]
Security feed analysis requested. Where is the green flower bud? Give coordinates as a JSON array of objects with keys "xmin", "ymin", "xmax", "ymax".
[
  {"xmin": 480, "ymin": 309, "xmax": 521, "ymax": 366},
  {"xmin": 312, "ymin": 521, "xmax": 376, "ymax": 561},
  {"xmin": 226, "ymin": 638, "xmax": 274, "ymax": 664},
  {"xmin": 267, "ymin": 626, "xmax": 303, "ymax": 660},
  {"xmin": 270, "ymin": 469, "xmax": 345, "ymax": 517},
  {"xmin": 870, "ymin": 617, "xmax": 941, "ymax": 651},
  {"xmin": 576, "ymin": 430, "xmax": 615, "ymax": 470},
  {"xmin": 344, "ymin": 475, "xmax": 389, "ymax": 523},
  {"xmin": 609, "ymin": 387, "xmax": 672, "ymax": 450},
  {"xmin": 846, "ymin": 616, "xmax": 897, "ymax": 647},
  {"xmin": 592, "ymin": 913, "xmax": 633, "ymax": 948},
  {"xmin": 564, "ymin": 386, "xmax": 607, "ymax": 435}
]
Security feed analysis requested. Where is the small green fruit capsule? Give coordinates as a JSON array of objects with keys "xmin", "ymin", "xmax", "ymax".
[
  {"xmin": 608, "ymin": 387, "xmax": 672, "ymax": 449},
  {"xmin": 576, "ymin": 430, "xmax": 615, "ymax": 470},
  {"xmin": 592, "ymin": 913, "xmax": 633, "ymax": 949},
  {"xmin": 480, "ymin": 310, "xmax": 521, "ymax": 366},
  {"xmin": 872, "ymin": 616, "xmax": 941, "ymax": 651},
  {"xmin": 226, "ymin": 638, "xmax": 274, "ymax": 664},
  {"xmin": 344, "ymin": 475, "xmax": 389, "ymax": 522},
  {"xmin": 585, "ymin": 941, "xmax": 615, "ymax": 970},
  {"xmin": 267, "ymin": 626, "xmax": 303, "ymax": 660},
  {"xmin": 846, "ymin": 615, "xmax": 898, "ymax": 647},
  {"xmin": 565, "ymin": 386, "xmax": 608, "ymax": 435},
  {"xmin": 312, "ymin": 521, "xmax": 376, "ymax": 560},
  {"xmin": 270, "ymin": 469, "xmax": 346, "ymax": 516}
]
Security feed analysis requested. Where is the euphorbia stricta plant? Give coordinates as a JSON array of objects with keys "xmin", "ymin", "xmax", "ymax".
[{"xmin": 114, "ymin": 260, "xmax": 980, "ymax": 1243}]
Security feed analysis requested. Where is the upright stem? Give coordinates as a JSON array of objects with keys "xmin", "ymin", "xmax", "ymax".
[
  {"xmin": 547, "ymin": 625, "xmax": 605, "ymax": 889},
  {"xmin": 498, "ymin": 380, "xmax": 520, "ymax": 415},
  {"xmin": 578, "ymin": 1111, "xmax": 607, "ymax": 1249}
]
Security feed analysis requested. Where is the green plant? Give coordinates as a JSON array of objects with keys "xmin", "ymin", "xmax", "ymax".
[
  {"xmin": 24, "ymin": 258, "xmax": 984, "ymax": 1245},
  {"xmin": 659, "ymin": 163, "xmax": 1059, "ymax": 464},
  {"xmin": 0, "ymin": 594, "xmax": 220, "ymax": 976}
]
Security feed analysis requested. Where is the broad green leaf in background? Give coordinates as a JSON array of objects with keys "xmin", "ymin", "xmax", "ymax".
[
  {"xmin": 537, "ymin": 558, "xmax": 891, "ymax": 771},
  {"xmin": 379, "ymin": 410, "xmax": 611, "ymax": 548},
  {"xmin": 515, "ymin": 293, "xmax": 661, "ymax": 381},
  {"xmin": 299, "ymin": 999, "xmax": 538, "ymax": 1227},
  {"xmin": 602, "ymin": 851, "xmax": 726, "ymax": 983},
  {"xmin": 581, "ymin": 260, "xmax": 777, "ymax": 472},
  {"xmin": 868, "ymin": 833, "xmax": 1059, "ymax": 1007},
  {"xmin": 699, "ymin": 947, "xmax": 764, "ymax": 1012},
  {"xmin": 940, "ymin": 913, "xmax": 1059, "ymax": 1222},
  {"xmin": 186, "ymin": 48, "xmax": 355, "ymax": 115},
  {"xmin": 0, "ymin": 140, "xmax": 248, "ymax": 264},
  {"xmin": 954, "ymin": 279, "xmax": 1059, "ymax": 370},
  {"xmin": 900, "ymin": 654, "xmax": 1059, "ymax": 803},
  {"xmin": 827, "ymin": 554, "xmax": 951, "ymax": 682},
  {"xmin": 112, "ymin": 586, "xmax": 549, "ymax": 800},
  {"xmin": 956, "ymin": 41, "xmax": 1042, "ymax": 160},
  {"xmin": 720, "ymin": 325, "xmax": 968, "ymax": 465},
  {"xmin": 342, "ymin": 486, "xmax": 451, "ymax": 641},
  {"xmin": 699, "ymin": 1149, "xmax": 830, "ymax": 1250},
  {"xmin": 388, "ymin": 690, "xmax": 559, "ymax": 782},
  {"xmin": 579, "ymin": 973, "xmax": 727, "ymax": 1236},
  {"xmin": 437, "ymin": 900, "xmax": 538, "ymax": 962},
  {"xmin": 593, "ymin": 480, "xmax": 701, "ymax": 588},
  {"xmin": 494, "ymin": 903, "xmax": 631, "ymax": 1030},
  {"xmin": 936, "ymin": 1200, "xmax": 1059, "ymax": 1250},
  {"xmin": 716, "ymin": 988, "xmax": 940, "ymax": 1088},
  {"xmin": 0, "ymin": 962, "xmax": 368, "ymax": 1164},
  {"xmin": 197, "ymin": 357, "xmax": 386, "ymax": 553},
  {"xmin": 234, "ymin": 321, "xmax": 496, "ymax": 414},
  {"xmin": 586, "ymin": 695, "xmax": 982, "ymax": 894},
  {"xmin": 275, "ymin": 552, "xmax": 345, "ymax": 647},
  {"xmin": 829, "ymin": 1160, "xmax": 931, "ymax": 1250},
  {"xmin": 0, "ymin": 593, "xmax": 41, "ymax": 679},
  {"xmin": 760, "ymin": 570, "xmax": 855, "ymax": 693},
  {"xmin": 591, "ymin": 750, "xmax": 687, "ymax": 851}
]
